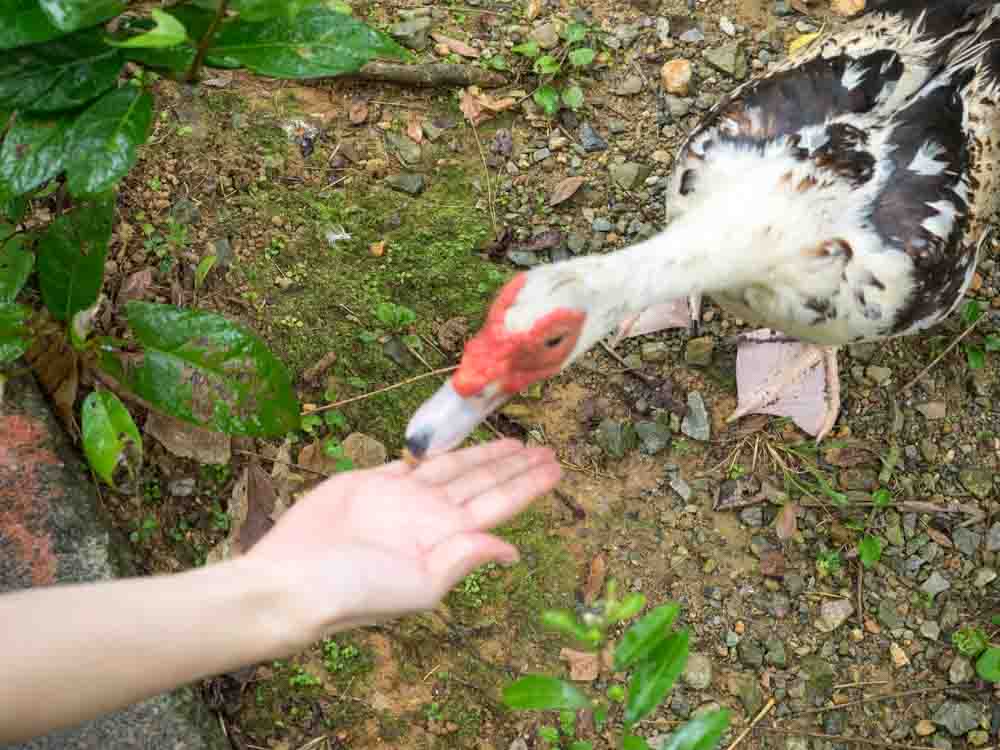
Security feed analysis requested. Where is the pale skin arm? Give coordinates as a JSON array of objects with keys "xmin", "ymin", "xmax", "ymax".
[{"xmin": 0, "ymin": 439, "xmax": 561, "ymax": 745}]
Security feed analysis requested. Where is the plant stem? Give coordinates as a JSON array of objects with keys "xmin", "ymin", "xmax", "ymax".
[{"xmin": 186, "ymin": 0, "xmax": 229, "ymax": 83}]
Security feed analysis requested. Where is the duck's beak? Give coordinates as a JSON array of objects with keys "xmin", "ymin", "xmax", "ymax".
[{"xmin": 405, "ymin": 379, "xmax": 510, "ymax": 460}]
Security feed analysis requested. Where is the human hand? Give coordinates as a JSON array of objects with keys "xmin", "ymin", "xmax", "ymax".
[{"xmin": 245, "ymin": 439, "xmax": 561, "ymax": 647}]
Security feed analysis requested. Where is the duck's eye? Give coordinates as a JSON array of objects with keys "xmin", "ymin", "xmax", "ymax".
[{"xmin": 544, "ymin": 335, "xmax": 565, "ymax": 349}]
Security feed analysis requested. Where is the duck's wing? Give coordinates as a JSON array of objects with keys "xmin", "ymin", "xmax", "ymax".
[
  {"xmin": 665, "ymin": 3, "xmax": 976, "ymax": 221},
  {"xmin": 883, "ymin": 13, "xmax": 1000, "ymax": 335}
]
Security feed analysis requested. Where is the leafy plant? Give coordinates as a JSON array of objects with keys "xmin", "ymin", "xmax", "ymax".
[
  {"xmin": 512, "ymin": 21, "xmax": 596, "ymax": 116},
  {"xmin": 0, "ymin": 0, "xmax": 410, "ymax": 483},
  {"xmin": 503, "ymin": 581, "xmax": 730, "ymax": 750},
  {"xmin": 374, "ymin": 301, "xmax": 417, "ymax": 332},
  {"xmin": 960, "ymin": 301, "xmax": 1000, "ymax": 369},
  {"xmin": 952, "ymin": 625, "xmax": 1000, "ymax": 683}
]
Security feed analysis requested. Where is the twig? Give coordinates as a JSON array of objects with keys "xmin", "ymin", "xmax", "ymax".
[
  {"xmin": 348, "ymin": 61, "xmax": 507, "ymax": 88},
  {"xmin": 857, "ymin": 561, "xmax": 864, "ymax": 627},
  {"xmin": 726, "ymin": 698, "xmax": 775, "ymax": 750},
  {"xmin": 368, "ymin": 100, "xmax": 429, "ymax": 110},
  {"xmin": 834, "ymin": 680, "xmax": 889, "ymax": 690},
  {"xmin": 901, "ymin": 315, "xmax": 981, "ymax": 392},
  {"xmin": 232, "ymin": 448, "xmax": 329, "ymax": 478},
  {"xmin": 598, "ymin": 341, "xmax": 656, "ymax": 384},
  {"xmin": 306, "ymin": 367, "xmax": 457, "ymax": 414},
  {"xmin": 469, "ymin": 119, "xmax": 498, "ymax": 233},
  {"xmin": 186, "ymin": 0, "xmax": 229, "ymax": 83},
  {"xmin": 758, "ymin": 728, "xmax": 936, "ymax": 750},
  {"xmin": 784, "ymin": 684, "xmax": 980, "ymax": 718}
]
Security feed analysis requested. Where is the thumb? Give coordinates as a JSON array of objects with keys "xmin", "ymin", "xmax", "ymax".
[{"xmin": 426, "ymin": 532, "xmax": 520, "ymax": 597}]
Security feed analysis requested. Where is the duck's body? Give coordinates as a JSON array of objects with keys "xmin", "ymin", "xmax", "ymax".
[{"xmin": 405, "ymin": 0, "xmax": 1000, "ymax": 460}]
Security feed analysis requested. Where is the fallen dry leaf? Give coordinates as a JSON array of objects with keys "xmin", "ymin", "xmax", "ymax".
[
  {"xmin": 239, "ymin": 462, "xmax": 277, "ymax": 552},
  {"xmin": 582, "ymin": 554, "xmax": 607, "ymax": 604},
  {"xmin": 406, "ymin": 111, "xmax": 424, "ymax": 143},
  {"xmin": 479, "ymin": 93, "xmax": 517, "ymax": 113},
  {"xmin": 431, "ymin": 32, "xmax": 479, "ymax": 58},
  {"xmin": 349, "ymin": 97, "xmax": 369, "ymax": 125},
  {"xmin": 831, "ymin": 0, "xmax": 864, "ymax": 16},
  {"xmin": 549, "ymin": 176, "xmax": 587, "ymax": 206},
  {"xmin": 560, "ymin": 648, "xmax": 600, "ymax": 681},
  {"xmin": 369, "ymin": 239, "xmax": 386, "ymax": 257},
  {"xmin": 525, "ymin": 0, "xmax": 541, "ymax": 20},
  {"xmin": 459, "ymin": 89, "xmax": 484, "ymax": 125},
  {"xmin": 775, "ymin": 502, "xmax": 798, "ymax": 541},
  {"xmin": 25, "ymin": 328, "xmax": 79, "ymax": 434},
  {"xmin": 926, "ymin": 526, "xmax": 953, "ymax": 549},
  {"xmin": 301, "ymin": 351, "xmax": 338, "ymax": 386},
  {"xmin": 145, "ymin": 410, "xmax": 232, "ymax": 464}
]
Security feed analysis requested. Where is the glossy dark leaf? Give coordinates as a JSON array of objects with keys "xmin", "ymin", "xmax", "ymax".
[
  {"xmin": 0, "ymin": 0, "xmax": 65, "ymax": 51},
  {"xmin": 0, "ymin": 233, "xmax": 34, "ymax": 303},
  {"xmin": 65, "ymin": 85, "xmax": 153, "ymax": 197},
  {"xmin": 38, "ymin": 0, "xmax": 125, "ymax": 33},
  {"xmin": 1, "ymin": 194, "xmax": 29, "ymax": 222},
  {"xmin": 231, "ymin": 0, "xmax": 315, "ymax": 21},
  {"xmin": 108, "ymin": 301, "xmax": 300, "ymax": 437},
  {"xmin": 81, "ymin": 389, "xmax": 142, "ymax": 486},
  {"xmin": 659, "ymin": 710, "xmax": 731, "ymax": 750},
  {"xmin": 614, "ymin": 603, "xmax": 680, "ymax": 671},
  {"xmin": 502, "ymin": 675, "xmax": 590, "ymax": 711},
  {"xmin": 624, "ymin": 629, "xmax": 689, "ymax": 726},
  {"xmin": 36, "ymin": 194, "xmax": 113, "ymax": 320},
  {"xmin": 977, "ymin": 648, "xmax": 1000, "ymax": 683},
  {"xmin": 0, "ymin": 114, "xmax": 73, "ymax": 196},
  {"xmin": 0, "ymin": 29, "xmax": 123, "ymax": 112},
  {"xmin": 208, "ymin": 6, "xmax": 409, "ymax": 79},
  {"xmin": 108, "ymin": 9, "xmax": 186, "ymax": 48},
  {"xmin": 0, "ymin": 301, "xmax": 31, "ymax": 363}
]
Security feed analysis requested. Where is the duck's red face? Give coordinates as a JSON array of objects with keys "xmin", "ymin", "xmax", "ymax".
[{"xmin": 406, "ymin": 274, "xmax": 586, "ymax": 459}]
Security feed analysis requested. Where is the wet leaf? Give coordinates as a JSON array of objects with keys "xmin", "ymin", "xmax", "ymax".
[
  {"xmin": 81, "ymin": 390, "xmax": 142, "ymax": 486},
  {"xmin": 978, "ymin": 648, "xmax": 1000, "ymax": 682},
  {"xmin": 36, "ymin": 193, "xmax": 113, "ymax": 321},
  {"xmin": 549, "ymin": 176, "xmax": 586, "ymax": 206},
  {"xmin": 431, "ymin": 32, "xmax": 478, "ymax": 58},
  {"xmin": 208, "ymin": 6, "xmax": 409, "ymax": 78},
  {"xmin": 0, "ymin": 114, "xmax": 73, "ymax": 196},
  {"xmin": 502, "ymin": 675, "xmax": 591, "ymax": 711},
  {"xmin": 0, "ymin": 0, "xmax": 65, "ymax": 50},
  {"xmin": 0, "ymin": 29, "xmax": 123, "ymax": 113},
  {"xmin": 614, "ymin": 603, "xmax": 680, "ymax": 671},
  {"xmin": 0, "ymin": 234, "xmax": 34, "ymax": 304},
  {"xmin": 38, "ymin": 0, "xmax": 125, "ymax": 33},
  {"xmin": 65, "ymin": 86, "xmax": 153, "ymax": 197},
  {"xmin": 107, "ymin": 9, "xmax": 186, "ymax": 49},
  {"xmin": 659, "ymin": 710, "xmax": 730, "ymax": 750},
  {"xmin": 858, "ymin": 535, "xmax": 882, "ymax": 568},
  {"xmin": 105, "ymin": 301, "xmax": 300, "ymax": 437},
  {"xmin": 624, "ymin": 629, "xmax": 689, "ymax": 725},
  {"xmin": 0, "ymin": 302, "xmax": 31, "ymax": 363},
  {"xmin": 775, "ymin": 502, "xmax": 798, "ymax": 540}
]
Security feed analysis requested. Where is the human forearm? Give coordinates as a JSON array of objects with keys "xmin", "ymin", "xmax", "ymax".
[{"xmin": 0, "ymin": 557, "xmax": 321, "ymax": 744}]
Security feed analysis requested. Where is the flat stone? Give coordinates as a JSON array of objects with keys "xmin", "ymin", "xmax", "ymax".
[
  {"xmin": 920, "ymin": 571, "xmax": 951, "ymax": 597},
  {"xmin": 636, "ymin": 421, "xmax": 671, "ymax": 455},
  {"xmin": 579, "ymin": 122, "xmax": 608, "ymax": 152},
  {"xmin": 952, "ymin": 527, "xmax": 981, "ymax": 557},
  {"xmin": 641, "ymin": 341, "xmax": 670, "ymax": 362},
  {"xmin": 385, "ymin": 173, "xmax": 426, "ymax": 195},
  {"xmin": 987, "ymin": 523, "xmax": 1000, "ymax": 552},
  {"xmin": 681, "ymin": 391, "xmax": 711, "ymax": 441},
  {"xmin": 703, "ymin": 43, "xmax": 747, "ymax": 79},
  {"xmin": 949, "ymin": 656, "xmax": 976, "ymax": 684},
  {"xmin": 679, "ymin": 27, "xmax": 705, "ymax": 43},
  {"xmin": 932, "ymin": 701, "xmax": 980, "ymax": 736},
  {"xmin": 596, "ymin": 418, "xmax": 637, "ymax": 459},
  {"xmin": 816, "ymin": 599, "xmax": 854, "ymax": 632},
  {"xmin": 1, "ymin": 375, "xmax": 228, "ymax": 750},
  {"xmin": 920, "ymin": 620, "xmax": 941, "ymax": 641},
  {"xmin": 389, "ymin": 16, "xmax": 432, "ymax": 50},
  {"xmin": 618, "ymin": 75, "xmax": 643, "ymax": 95},
  {"xmin": 610, "ymin": 161, "xmax": 641, "ymax": 189},
  {"xmin": 669, "ymin": 473, "xmax": 692, "ymax": 501},
  {"xmin": 665, "ymin": 95, "xmax": 691, "ymax": 119},
  {"xmin": 683, "ymin": 652, "xmax": 713, "ymax": 689}
]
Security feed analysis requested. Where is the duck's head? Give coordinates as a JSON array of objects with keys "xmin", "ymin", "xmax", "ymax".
[{"xmin": 405, "ymin": 269, "xmax": 604, "ymax": 459}]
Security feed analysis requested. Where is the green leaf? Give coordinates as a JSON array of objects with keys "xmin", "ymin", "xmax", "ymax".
[
  {"xmin": 0, "ymin": 234, "xmax": 34, "ymax": 304},
  {"xmin": 195, "ymin": 254, "xmax": 217, "ymax": 289},
  {"xmin": 0, "ymin": 114, "xmax": 73, "ymax": 196},
  {"xmin": 624, "ymin": 736, "xmax": 652, "ymax": 750},
  {"xmin": 965, "ymin": 344, "xmax": 985, "ymax": 369},
  {"xmin": 106, "ymin": 301, "xmax": 300, "ymax": 437},
  {"xmin": 231, "ymin": 0, "xmax": 316, "ymax": 21},
  {"xmin": 992, "ymin": 615, "xmax": 1000, "ymax": 626},
  {"xmin": 961, "ymin": 300, "xmax": 983, "ymax": 325},
  {"xmin": 624, "ymin": 629, "xmax": 689, "ymax": 726},
  {"xmin": 563, "ymin": 22, "xmax": 588, "ymax": 43},
  {"xmin": 569, "ymin": 47, "xmax": 595, "ymax": 67},
  {"xmin": 0, "ymin": 301, "xmax": 31, "ymax": 363},
  {"xmin": 0, "ymin": 0, "xmax": 65, "ymax": 51},
  {"xmin": 562, "ymin": 84, "xmax": 584, "ymax": 110},
  {"xmin": 533, "ymin": 54, "xmax": 560, "ymax": 75},
  {"xmin": 81, "ymin": 390, "xmax": 142, "ymax": 486},
  {"xmin": 533, "ymin": 84, "xmax": 559, "ymax": 116},
  {"xmin": 858, "ymin": 535, "xmax": 882, "ymax": 568},
  {"xmin": 38, "ymin": 0, "xmax": 125, "ymax": 33},
  {"xmin": 208, "ymin": 6, "xmax": 409, "ymax": 79},
  {"xmin": 502, "ymin": 675, "xmax": 590, "ymax": 711},
  {"xmin": 977, "ymin": 648, "xmax": 1000, "ymax": 683},
  {"xmin": 65, "ymin": 85, "xmax": 153, "ymax": 197},
  {"xmin": 0, "ymin": 29, "xmax": 124, "ymax": 112},
  {"xmin": 107, "ymin": 9, "xmax": 187, "ymax": 49},
  {"xmin": 512, "ymin": 40, "xmax": 540, "ymax": 57},
  {"xmin": 614, "ymin": 603, "xmax": 680, "ymax": 671},
  {"xmin": 538, "ymin": 727, "xmax": 559, "ymax": 744},
  {"xmin": 541, "ymin": 610, "xmax": 592, "ymax": 642},
  {"xmin": 485, "ymin": 54, "xmax": 507, "ymax": 71},
  {"xmin": 570, "ymin": 743, "xmax": 595, "ymax": 750},
  {"xmin": 36, "ymin": 194, "xmax": 113, "ymax": 320},
  {"xmin": 952, "ymin": 627, "xmax": 988, "ymax": 658},
  {"xmin": 2, "ymin": 194, "xmax": 29, "ymax": 222},
  {"xmin": 871, "ymin": 488, "xmax": 892, "ymax": 508},
  {"xmin": 659, "ymin": 711, "xmax": 731, "ymax": 750},
  {"xmin": 985, "ymin": 335, "xmax": 1000, "ymax": 353},
  {"xmin": 609, "ymin": 592, "xmax": 647, "ymax": 623}
]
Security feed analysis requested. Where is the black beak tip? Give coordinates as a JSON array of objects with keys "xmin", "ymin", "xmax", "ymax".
[{"xmin": 405, "ymin": 429, "xmax": 432, "ymax": 460}]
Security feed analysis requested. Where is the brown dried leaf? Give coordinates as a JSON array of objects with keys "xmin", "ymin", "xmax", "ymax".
[
  {"xmin": 25, "ymin": 330, "xmax": 79, "ymax": 434},
  {"xmin": 431, "ymin": 32, "xmax": 480, "ymax": 58},
  {"xmin": 926, "ymin": 526, "xmax": 953, "ymax": 549},
  {"xmin": 560, "ymin": 648, "xmax": 600, "ymax": 681},
  {"xmin": 582, "ymin": 554, "xmax": 607, "ymax": 604},
  {"xmin": 117, "ymin": 268, "xmax": 154, "ymax": 307},
  {"xmin": 144, "ymin": 411, "xmax": 232, "ymax": 464},
  {"xmin": 459, "ymin": 89, "xmax": 484, "ymax": 125},
  {"xmin": 406, "ymin": 111, "xmax": 424, "ymax": 143},
  {"xmin": 349, "ymin": 97, "xmax": 369, "ymax": 125},
  {"xmin": 369, "ymin": 239, "xmax": 386, "ymax": 257},
  {"xmin": 549, "ymin": 176, "xmax": 587, "ymax": 206},
  {"xmin": 239, "ymin": 462, "xmax": 277, "ymax": 552},
  {"xmin": 479, "ymin": 94, "xmax": 517, "ymax": 112},
  {"xmin": 775, "ymin": 502, "xmax": 799, "ymax": 541}
]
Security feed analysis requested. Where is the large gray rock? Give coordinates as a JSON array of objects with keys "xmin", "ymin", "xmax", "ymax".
[{"xmin": 1, "ymin": 375, "xmax": 228, "ymax": 750}]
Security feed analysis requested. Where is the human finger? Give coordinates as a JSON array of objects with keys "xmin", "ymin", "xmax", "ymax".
[
  {"xmin": 425, "ymin": 532, "xmax": 519, "ymax": 599},
  {"xmin": 441, "ymin": 446, "xmax": 556, "ymax": 505},
  {"xmin": 409, "ymin": 438, "xmax": 524, "ymax": 485},
  {"xmin": 461, "ymin": 459, "xmax": 562, "ymax": 530}
]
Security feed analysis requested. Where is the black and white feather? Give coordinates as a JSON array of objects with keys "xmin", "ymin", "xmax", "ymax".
[{"xmin": 666, "ymin": 0, "xmax": 1000, "ymax": 345}]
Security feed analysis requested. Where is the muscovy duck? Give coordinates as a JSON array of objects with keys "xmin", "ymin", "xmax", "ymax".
[{"xmin": 405, "ymin": 0, "xmax": 1000, "ymax": 459}]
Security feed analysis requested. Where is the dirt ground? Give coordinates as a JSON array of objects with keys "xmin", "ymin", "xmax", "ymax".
[{"xmin": 88, "ymin": 0, "xmax": 1000, "ymax": 748}]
